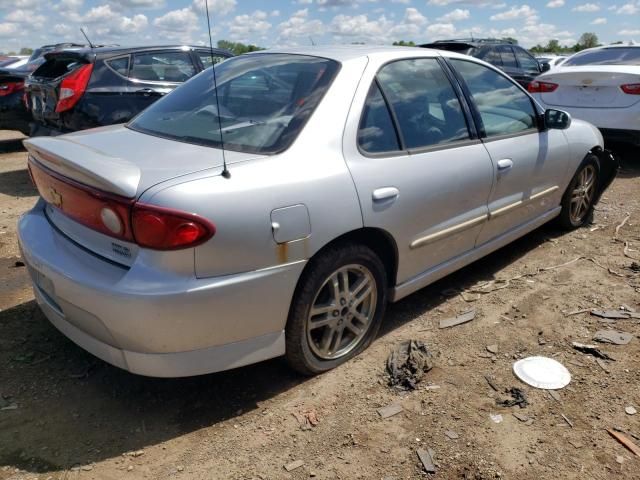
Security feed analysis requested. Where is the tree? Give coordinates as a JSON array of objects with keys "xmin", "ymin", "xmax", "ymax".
[
  {"xmin": 546, "ymin": 39, "xmax": 561, "ymax": 53},
  {"xmin": 392, "ymin": 40, "xmax": 416, "ymax": 46},
  {"xmin": 216, "ymin": 40, "xmax": 264, "ymax": 56},
  {"xmin": 578, "ymin": 32, "xmax": 599, "ymax": 49},
  {"xmin": 19, "ymin": 47, "xmax": 33, "ymax": 55}
]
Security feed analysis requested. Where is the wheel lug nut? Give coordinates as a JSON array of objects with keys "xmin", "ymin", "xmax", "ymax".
[{"xmin": 333, "ymin": 310, "xmax": 339, "ymax": 317}]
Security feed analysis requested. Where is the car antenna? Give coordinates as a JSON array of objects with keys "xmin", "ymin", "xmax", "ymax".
[
  {"xmin": 80, "ymin": 27, "xmax": 95, "ymax": 49},
  {"xmin": 204, "ymin": 0, "xmax": 230, "ymax": 179},
  {"xmin": 309, "ymin": 36, "xmax": 316, "ymax": 46}
]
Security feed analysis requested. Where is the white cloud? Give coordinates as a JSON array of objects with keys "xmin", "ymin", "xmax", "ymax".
[
  {"xmin": 191, "ymin": 0, "xmax": 236, "ymax": 16},
  {"xmin": 572, "ymin": 3, "xmax": 601, "ymax": 12},
  {"xmin": 616, "ymin": 2, "xmax": 640, "ymax": 14},
  {"xmin": 278, "ymin": 9, "xmax": 325, "ymax": 40},
  {"xmin": 153, "ymin": 7, "xmax": 198, "ymax": 32},
  {"xmin": 5, "ymin": 9, "xmax": 45, "ymax": 25},
  {"xmin": 426, "ymin": 22, "xmax": 457, "ymax": 37},
  {"xmin": 329, "ymin": 14, "xmax": 391, "ymax": 40},
  {"xmin": 0, "ymin": 22, "xmax": 19, "ymax": 37},
  {"xmin": 591, "ymin": 17, "xmax": 607, "ymax": 24},
  {"xmin": 620, "ymin": 28, "xmax": 640, "ymax": 35},
  {"xmin": 438, "ymin": 8, "xmax": 470, "ymax": 21},
  {"xmin": 490, "ymin": 4, "xmax": 537, "ymax": 21},
  {"xmin": 228, "ymin": 10, "xmax": 271, "ymax": 41},
  {"xmin": 546, "ymin": 0, "xmax": 564, "ymax": 8}
]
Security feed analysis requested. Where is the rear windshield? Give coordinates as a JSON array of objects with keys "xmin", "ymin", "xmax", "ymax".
[
  {"xmin": 563, "ymin": 47, "xmax": 640, "ymax": 66},
  {"xmin": 32, "ymin": 57, "xmax": 86, "ymax": 79},
  {"xmin": 128, "ymin": 54, "xmax": 340, "ymax": 155}
]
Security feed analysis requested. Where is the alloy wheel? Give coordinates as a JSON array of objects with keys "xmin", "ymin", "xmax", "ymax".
[
  {"xmin": 306, "ymin": 264, "xmax": 377, "ymax": 360},
  {"xmin": 569, "ymin": 164, "xmax": 597, "ymax": 224}
]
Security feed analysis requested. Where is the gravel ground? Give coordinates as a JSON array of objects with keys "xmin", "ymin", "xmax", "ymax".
[{"xmin": 0, "ymin": 132, "xmax": 639, "ymax": 480}]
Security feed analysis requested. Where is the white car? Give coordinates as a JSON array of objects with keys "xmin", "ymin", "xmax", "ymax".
[
  {"xmin": 536, "ymin": 55, "xmax": 568, "ymax": 70},
  {"xmin": 530, "ymin": 45, "xmax": 640, "ymax": 146}
]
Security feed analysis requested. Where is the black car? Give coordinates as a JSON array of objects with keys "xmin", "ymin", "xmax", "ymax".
[
  {"xmin": 420, "ymin": 38, "xmax": 548, "ymax": 88},
  {"xmin": 0, "ymin": 43, "xmax": 93, "ymax": 135},
  {"xmin": 25, "ymin": 45, "xmax": 232, "ymax": 137}
]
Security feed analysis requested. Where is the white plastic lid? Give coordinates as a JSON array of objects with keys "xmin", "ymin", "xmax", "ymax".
[{"xmin": 513, "ymin": 356, "xmax": 571, "ymax": 389}]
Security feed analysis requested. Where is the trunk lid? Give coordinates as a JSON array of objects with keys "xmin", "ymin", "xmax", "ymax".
[
  {"xmin": 24, "ymin": 125, "xmax": 262, "ymax": 264},
  {"xmin": 25, "ymin": 51, "xmax": 92, "ymax": 125},
  {"xmin": 538, "ymin": 66, "xmax": 640, "ymax": 108}
]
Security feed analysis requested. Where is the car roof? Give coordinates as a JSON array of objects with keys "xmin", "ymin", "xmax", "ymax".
[
  {"xmin": 56, "ymin": 45, "xmax": 233, "ymax": 58},
  {"xmin": 247, "ymin": 45, "xmax": 450, "ymax": 63}
]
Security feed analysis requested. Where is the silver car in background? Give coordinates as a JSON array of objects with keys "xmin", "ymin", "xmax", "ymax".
[{"xmin": 18, "ymin": 46, "xmax": 617, "ymax": 377}]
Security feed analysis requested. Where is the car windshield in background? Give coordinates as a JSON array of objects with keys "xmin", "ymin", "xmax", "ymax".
[
  {"xmin": 128, "ymin": 54, "xmax": 340, "ymax": 155},
  {"xmin": 563, "ymin": 47, "xmax": 640, "ymax": 66}
]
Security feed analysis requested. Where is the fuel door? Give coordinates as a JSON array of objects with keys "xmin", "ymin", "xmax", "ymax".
[{"xmin": 270, "ymin": 204, "xmax": 311, "ymax": 244}]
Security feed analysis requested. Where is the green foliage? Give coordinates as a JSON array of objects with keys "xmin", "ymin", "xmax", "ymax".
[
  {"xmin": 528, "ymin": 32, "xmax": 602, "ymax": 55},
  {"xmin": 216, "ymin": 40, "xmax": 264, "ymax": 56},
  {"xmin": 392, "ymin": 40, "xmax": 416, "ymax": 46},
  {"xmin": 19, "ymin": 47, "xmax": 33, "ymax": 55}
]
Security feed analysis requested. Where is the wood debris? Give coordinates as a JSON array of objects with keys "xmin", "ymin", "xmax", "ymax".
[
  {"xmin": 608, "ymin": 429, "xmax": 640, "ymax": 457},
  {"xmin": 439, "ymin": 309, "xmax": 476, "ymax": 329}
]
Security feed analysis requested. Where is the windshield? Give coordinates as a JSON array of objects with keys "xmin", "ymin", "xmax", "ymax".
[
  {"xmin": 563, "ymin": 47, "xmax": 640, "ymax": 66},
  {"xmin": 128, "ymin": 53, "xmax": 340, "ymax": 155}
]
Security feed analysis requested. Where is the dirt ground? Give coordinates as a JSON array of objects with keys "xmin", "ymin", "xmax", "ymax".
[{"xmin": 0, "ymin": 132, "xmax": 639, "ymax": 480}]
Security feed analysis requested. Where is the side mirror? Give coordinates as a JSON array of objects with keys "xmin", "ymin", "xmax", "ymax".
[
  {"xmin": 544, "ymin": 109, "xmax": 571, "ymax": 130},
  {"xmin": 540, "ymin": 61, "xmax": 551, "ymax": 72}
]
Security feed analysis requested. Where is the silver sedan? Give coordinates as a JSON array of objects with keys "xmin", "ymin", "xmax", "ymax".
[{"xmin": 18, "ymin": 46, "xmax": 617, "ymax": 377}]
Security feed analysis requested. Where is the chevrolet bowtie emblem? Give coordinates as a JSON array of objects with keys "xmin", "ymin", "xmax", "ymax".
[{"xmin": 48, "ymin": 186, "xmax": 63, "ymax": 208}]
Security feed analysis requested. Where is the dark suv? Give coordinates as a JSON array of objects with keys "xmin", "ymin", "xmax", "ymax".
[
  {"xmin": 25, "ymin": 45, "xmax": 232, "ymax": 137},
  {"xmin": 420, "ymin": 39, "xmax": 548, "ymax": 88}
]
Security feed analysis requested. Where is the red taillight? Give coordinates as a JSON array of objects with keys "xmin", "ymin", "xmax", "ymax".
[
  {"xmin": 528, "ymin": 81, "xmax": 559, "ymax": 93},
  {"xmin": 0, "ymin": 81, "xmax": 24, "ymax": 97},
  {"xmin": 55, "ymin": 63, "xmax": 93, "ymax": 113},
  {"xmin": 29, "ymin": 157, "xmax": 215, "ymax": 250},
  {"xmin": 621, "ymin": 83, "xmax": 640, "ymax": 95},
  {"xmin": 132, "ymin": 204, "xmax": 215, "ymax": 250}
]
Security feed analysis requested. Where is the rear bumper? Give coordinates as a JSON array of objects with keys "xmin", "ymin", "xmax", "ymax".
[
  {"xmin": 535, "ymin": 97, "xmax": 640, "ymax": 137},
  {"xmin": 18, "ymin": 200, "xmax": 305, "ymax": 377},
  {"xmin": 28, "ymin": 122, "xmax": 67, "ymax": 137}
]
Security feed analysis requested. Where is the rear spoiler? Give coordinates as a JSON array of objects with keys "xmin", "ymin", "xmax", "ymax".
[{"xmin": 42, "ymin": 50, "xmax": 94, "ymax": 63}]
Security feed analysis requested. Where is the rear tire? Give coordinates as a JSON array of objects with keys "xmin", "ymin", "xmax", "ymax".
[
  {"xmin": 558, "ymin": 154, "xmax": 600, "ymax": 229},
  {"xmin": 285, "ymin": 243, "xmax": 387, "ymax": 375}
]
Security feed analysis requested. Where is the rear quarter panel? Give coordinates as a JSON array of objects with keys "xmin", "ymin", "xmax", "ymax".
[{"xmin": 138, "ymin": 56, "xmax": 370, "ymax": 279}]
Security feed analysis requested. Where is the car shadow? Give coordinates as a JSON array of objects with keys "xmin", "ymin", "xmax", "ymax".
[
  {"xmin": 0, "ymin": 168, "xmax": 37, "ymax": 197},
  {"xmin": 0, "ymin": 223, "xmax": 564, "ymax": 475},
  {"xmin": 607, "ymin": 142, "xmax": 639, "ymax": 176},
  {"xmin": 0, "ymin": 138, "xmax": 26, "ymax": 154}
]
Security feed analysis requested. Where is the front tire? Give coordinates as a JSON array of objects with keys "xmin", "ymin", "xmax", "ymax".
[
  {"xmin": 285, "ymin": 244, "xmax": 388, "ymax": 375},
  {"xmin": 558, "ymin": 154, "xmax": 600, "ymax": 229}
]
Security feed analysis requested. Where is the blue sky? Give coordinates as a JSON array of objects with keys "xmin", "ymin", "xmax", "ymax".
[{"xmin": 0, "ymin": 1, "xmax": 639, "ymax": 52}]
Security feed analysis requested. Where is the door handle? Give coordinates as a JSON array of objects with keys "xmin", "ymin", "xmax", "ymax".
[
  {"xmin": 497, "ymin": 159, "xmax": 514, "ymax": 171},
  {"xmin": 372, "ymin": 187, "xmax": 399, "ymax": 202}
]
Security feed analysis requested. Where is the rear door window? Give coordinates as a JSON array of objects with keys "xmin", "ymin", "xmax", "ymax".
[
  {"xmin": 375, "ymin": 58, "xmax": 470, "ymax": 150},
  {"xmin": 358, "ymin": 83, "xmax": 400, "ymax": 153},
  {"xmin": 106, "ymin": 56, "xmax": 129, "ymax": 76},
  {"xmin": 477, "ymin": 47, "xmax": 503, "ymax": 66},
  {"xmin": 130, "ymin": 51, "xmax": 196, "ymax": 83},
  {"xmin": 514, "ymin": 47, "xmax": 539, "ymax": 72},
  {"xmin": 498, "ymin": 46, "xmax": 518, "ymax": 68},
  {"xmin": 450, "ymin": 59, "xmax": 536, "ymax": 137}
]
